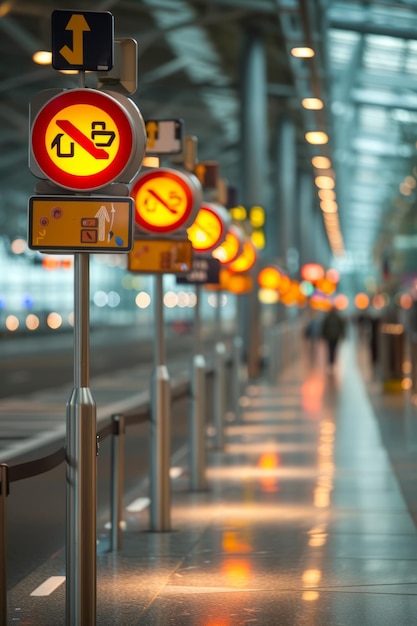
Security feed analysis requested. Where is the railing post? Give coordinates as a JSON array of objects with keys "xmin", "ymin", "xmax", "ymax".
[
  {"xmin": 0, "ymin": 463, "xmax": 9, "ymax": 626},
  {"xmin": 232, "ymin": 335, "xmax": 243, "ymax": 422},
  {"xmin": 190, "ymin": 284, "xmax": 207, "ymax": 491},
  {"xmin": 110, "ymin": 414, "xmax": 125, "ymax": 551}
]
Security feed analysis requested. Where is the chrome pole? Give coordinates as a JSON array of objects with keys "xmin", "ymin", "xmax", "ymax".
[
  {"xmin": 214, "ymin": 290, "xmax": 226, "ymax": 449},
  {"xmin": 232, "ymin": 335, "xmax": 243, "ymax": 422},
  {"xmin": 66, "ymin": 252, "xmax": 97, "ymax": 625},
  {"xmin": 0, "ymin": 464, "xmax": 8, "ymax": 626},
  {"xmin": 150, "ymin": 274, "xmax": 171, "ymax": 531},
  {"xmin": 110, "ymin": 414, "xmax": 125, "ymax": 551},
  {"xmin": 190, "ymin": 284, "xmax": 207, "ymax": 491}
]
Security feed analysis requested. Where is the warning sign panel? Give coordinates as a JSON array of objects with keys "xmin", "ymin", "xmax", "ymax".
[
  {"xmin": 128, "ymin": 238, "xmax": 193, "ymax": 274},
  {"xmin": 28, "ymin": 196, "xmax": 134, "ymax": 252}
]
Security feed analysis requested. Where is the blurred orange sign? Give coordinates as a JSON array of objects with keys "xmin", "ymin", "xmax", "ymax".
[
  {"xmin": 128, "ymin": 238, "xmax": 193, "ymax": 273},
  {"xmin": 187, "ymin": 203, "xmax": 230, "ymax": 253}
]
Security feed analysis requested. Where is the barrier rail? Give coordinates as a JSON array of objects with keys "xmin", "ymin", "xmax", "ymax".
[
  {"xmin": 0, "ymin": 319, "xmax": 298, "ymax": 624},
  {"xmin": 0, "ymin": 375, "xmax": 190, "ymax": 626}
]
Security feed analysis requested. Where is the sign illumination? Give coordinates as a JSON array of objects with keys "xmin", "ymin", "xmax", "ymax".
[
  {"xmin": 131, "ymin": 168, "xmax": 202, "ymax": 234},
  {"xmin": 30, "ymin": 89, "xmax": 143, "ymax": 191},
  {"xmin": 187, "ymin": 203, "xmax": 230, "ymax": 253}
]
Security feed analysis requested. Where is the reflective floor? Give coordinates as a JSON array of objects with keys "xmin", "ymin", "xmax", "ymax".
[{"xmin": 8, "ymin": 334, "xmax": 417, "ymax": 625}]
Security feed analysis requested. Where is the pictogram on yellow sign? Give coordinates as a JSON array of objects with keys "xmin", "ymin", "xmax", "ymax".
[
  {"xmin": 131, "ymin": 168, "xmax": 201, "ymax": 234},
  {"xmin": 28, "ymin": 196, "xmax": 134, "ymax": 252},
  {"xmin": 128, "ymin": 238, "xmax": 193, "ymax": 274},
  {"xmin": 31, "ymin": 89, "xmax": 135, "ymax": 191}
]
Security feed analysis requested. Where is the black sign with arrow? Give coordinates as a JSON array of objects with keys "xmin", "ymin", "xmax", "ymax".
[{"xmin": 51, "ymin": 10, "xmax": 114, "ymax": 71}]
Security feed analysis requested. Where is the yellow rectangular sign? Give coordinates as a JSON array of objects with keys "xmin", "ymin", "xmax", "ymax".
[
  {"xmin": 28, "ymin": 196, "xmax": 134, "ymax": 252},
  {"xmin": 128, "ymin": 238, "xmax": 193, "ymax": 273}
]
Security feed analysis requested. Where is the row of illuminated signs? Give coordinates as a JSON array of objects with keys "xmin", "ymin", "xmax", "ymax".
[{"xmin": 26, "ymin": 82, "xmax": 258, "ymax": 288}]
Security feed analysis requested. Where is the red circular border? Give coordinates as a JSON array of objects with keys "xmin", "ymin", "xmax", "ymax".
[
  {"xmin": 191, "ymin": 204, "xmax": 225, "ymax": 253},
  {"xmin": 31, "ymin": 89, "xmax": 134, "ymax": 191},
  {"xmin": 132, "ymin": 170, "xmax": 194, "ymax": 233}
]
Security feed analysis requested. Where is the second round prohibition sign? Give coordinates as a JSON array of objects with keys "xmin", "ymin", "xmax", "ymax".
[{"xmin": 31, "ymin": 89, "xmax": 134, "ymax": 191}]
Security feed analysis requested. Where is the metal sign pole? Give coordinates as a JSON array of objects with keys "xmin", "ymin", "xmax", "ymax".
[
  {"xmin": 150, "ymin": 274, "xmax": 171, "ymax": 531},
  {"xmin": 232, "ymin": 334, "xmax": 243, "ymax": 423},
  {"xmin": 190, "ymin": 284, "xmax": 207, "ymax": 491},
  {"xmin": 66, "ymin": 252, "xmax": 97, "ymax": 625},
  {"xmin": 214, "ymin": 290, "xmax": 226, "ymax": 449},
  {"xmin": 0, "ymin": 464, "xmax": 8, "ymax": 626}
]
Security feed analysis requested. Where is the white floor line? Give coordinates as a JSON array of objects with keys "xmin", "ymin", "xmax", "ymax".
[{"xmin": 30, "ymin": 575, "xmax": 66, "ymax": 597}]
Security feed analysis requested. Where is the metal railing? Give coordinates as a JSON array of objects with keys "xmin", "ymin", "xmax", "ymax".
[{"xmin": 0, "ymin": 319, "xmax": 299, "ymax": 625}]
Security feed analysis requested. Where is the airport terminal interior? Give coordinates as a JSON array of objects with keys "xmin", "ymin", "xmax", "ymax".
[{"xmin": 2, "ymin": 0, "xmax": 417, "ymax": 624}]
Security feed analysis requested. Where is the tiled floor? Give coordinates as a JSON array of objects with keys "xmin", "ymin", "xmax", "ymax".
[{"xmin": 8, "ymin": 334, "xmax": 417, "ymax": 625}]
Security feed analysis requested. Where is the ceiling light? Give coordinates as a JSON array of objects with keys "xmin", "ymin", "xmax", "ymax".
[
  {"xmin": 318, "ymin": 189, "xmax": 336, "ymax": 201},
  {"xmin": 142, "ymin": 156, "xmax": 160, "ymax": 168},
  {"xmin": 399, "ymin": 182, "xmax": 412, "ymax": 195},
  {"xmin": 315, "ymin": 176, "xmax": 335, "ymax": 189},
  {"xmin": 32, "ymin": 50, "xmax": 52, "ymax": 65},
  {"xmin": 291, "ymin": 47, "xmax": 315, "ymax": 58},
  {"xmin": 312, "ymin": 156, "xmax": 331, "ymax": 169},
  {"xmin": 320, "ymin": 200, "xmax": 338, "ymax": 213},
  {"xmin": 305, "ymin": 131, "xmax": 328, "ymax": 145},
  {"xmin": 302, "ymin": 98, "xmax": 323, "ymax": 110}
]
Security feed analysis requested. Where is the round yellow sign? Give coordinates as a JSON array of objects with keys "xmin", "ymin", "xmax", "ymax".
[
  {"xmin": 132, "ymin": 169, "xmax": 200, "ymax": 233},
  {"xmin": 187, "ymin": 203, "xmax": 230, "ymax": 253},
  {"xmin": 31, "ymin": 89, "xmax": 135, "ymax": 191}
]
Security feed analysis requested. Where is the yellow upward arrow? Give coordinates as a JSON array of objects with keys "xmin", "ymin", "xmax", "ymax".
[
  {"xmin": 59, "ymin": 14, "xmax": 91, "ymax": 65},
  {"xmin": 195, "ymin": 163, "xmax": 206, "ymax": 184},
  {"xmin": 146, "ymin": 121, "xmax": 158, "ymax": 149}
]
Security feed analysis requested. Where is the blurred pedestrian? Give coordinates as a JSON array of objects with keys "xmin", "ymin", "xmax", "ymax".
[
  {"xmin": 321, "ymin": 306, "xmax": 346, "ymax": 370},
  {"xmin": 304, "ymin": 310, "xmax": 322, "ymax": 364}
]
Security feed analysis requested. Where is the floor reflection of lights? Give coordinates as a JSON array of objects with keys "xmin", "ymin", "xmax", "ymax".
[
  {"xmin": 226, "ymin": 424, "xmax": 314, "ymax": 435},
  {"xmin": 225, "ymin": 442, "xmax": 316, "ymax": 454},
  {"xmin": 241, "ymin": 410, "xmax": 302, "ymax": 421},
  {"xmin": 242, "ymin": 396, "xmax": 302, "ymax": 408},
  {"xmin": 173, "ymin": 502, "xmax": 326, "ymax": 523},
  {"xmin": 207, "ymin": 464, "xmax": 320, "ymax": 480}
]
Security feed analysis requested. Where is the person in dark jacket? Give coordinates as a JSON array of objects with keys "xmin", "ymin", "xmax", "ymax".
[{"xmin": 321, "ymin": 306, "xmax": 346, "ymax": 369}]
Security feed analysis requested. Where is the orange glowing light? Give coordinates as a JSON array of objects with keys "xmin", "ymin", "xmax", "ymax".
[
  {"xmin": 220, "ymin": 270, "xmax": 253, "ymax": 294},
  {"xmin": 278, "ymin": 274, "xmax": 292, "ymax": 296},
  {"xmin": 228, "ymin": 240, "xmax": 257, "ymax": 273},
  {"xmin": 399, "ymin": 293, "xmax": 413, "ymax": 309},
  {"xmin": 300, "ymin": 263, "xmax": 325, "ymax": 283},
  {"xmin": 302, "ymin": 374, "xmax": 324, "ymax": 413},
  {"xmin": 310, "ymin": 293, "xmax": 332, "ymax": 311},
  {"xmin": 258, "ymin": 452, "xmax": 280, "ymax": 493},
  {"xmin": 354, "ymin": 292, "xmax": 370, "ymax": 310},
  {"xmin": 333, "ymin": 294, "xmax": 349, "ymax": 310},
  {"xmin": 257, "ymin": 265, "xmax": 282, "ymax": 290},
  {"xmin": 187, "ymin": 203, "xmax": 230, "ymax": 253},
  {"xmin": 280, "ymin": 281, "xmax": 302, "ymax": 306},
  {"xmin": 212, "ymin": 224, "xmax": 243, "ymax": 265},
  {"xmin": 326, "ymin": 268, "xmax": 340, "ymax": 283},
  {"xmin": 222, "ymin": 531, "xmax": 253, "ymax": 554},
  {"xmin": 60, "ymin": 258, "xmax": 73, "ymax": 270},
  {"xmin": 372, "ymin": 293, "xmax": 387, "ymax": 310},
  {"xmin": 315, "ymin": 277, "xmax": 336, "ymax": 295},
  {"xmin": 221, "ymin": 559, "xmax": 251, "ymax": 588},
  {"xmin": 42, "ymin": 256, "xmax": 61, "ymax": 270}
]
